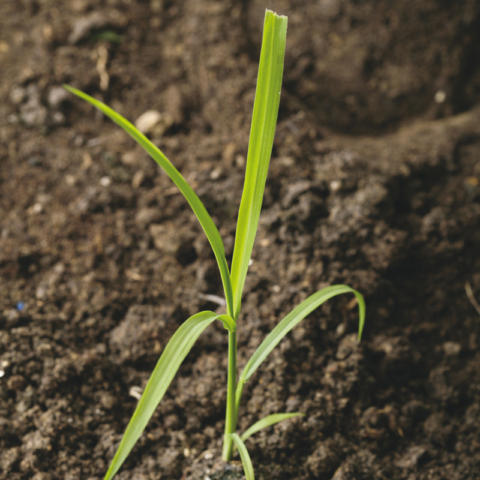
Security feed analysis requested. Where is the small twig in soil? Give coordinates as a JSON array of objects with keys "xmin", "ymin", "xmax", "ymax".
[
  {"xmin": 199, "ymin": 293, "xmax": 226, "ymax": 306},
  {"xmin": 129, "ymin": 386, "xmax": 143, "ymax": 400},
  {"xmin": 96, "ymin": 45, "xmax": 109, "ymax": 91},
  {"xmin": 465, "ymin": 281, "xmax": 480, "ymax": 316}
]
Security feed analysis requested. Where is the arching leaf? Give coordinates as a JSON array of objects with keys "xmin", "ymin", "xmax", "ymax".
[
  {"xmin": 63, "ymin": 85, "xmax": 234, "ymax": 318},
  {"xmin": 104, "ymin": 311, "xmax": 232, "ymax": 480},
  {"xmin": 236, "ymin": 285, "xmax": 365, "ymax": 409},
  {"xmin": 230, "ymin": 433, "xmax": 255, "ymax": 480},
  {"xmin": 241, "ymin": 412, "xmax": 305, "ymax": 442}
]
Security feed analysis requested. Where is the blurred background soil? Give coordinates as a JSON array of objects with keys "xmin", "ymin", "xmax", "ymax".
[{"xmin": 1, "ymin": 0, "xmax": 480, "ymax": 479}]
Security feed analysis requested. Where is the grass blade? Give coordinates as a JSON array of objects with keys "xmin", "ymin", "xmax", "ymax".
[
  {"xmin": 63, "ymin": 85, "xmax": 234, "ymax": 319},
  {"xmin": 237, "ymin": 285, "xmax": 365, "ymax": 402},
  {"xmin": 230, "ymin": 433, "xmax": 255, "ymax": 480},
  {"xmin": 240, "ymin": 413, "xmax": 304, "ymax": 443},
  {"xmin": 230, "ymin": 11, "xmax": 287, "ymax": 319},
  {"xmin": 103, "ymin": 311, "xmax": 228, "ymax": 480}
]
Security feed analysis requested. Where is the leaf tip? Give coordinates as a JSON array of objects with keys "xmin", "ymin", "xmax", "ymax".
[{"xmin": 265, "ymin": 8, "xmax": 287, "ymax": 19}]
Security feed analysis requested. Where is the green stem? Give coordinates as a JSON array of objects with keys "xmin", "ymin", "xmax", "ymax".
[
  {"xmin": 234, "ymin": 376, "xmax": 244, "ymax": 425},
  {"xmin": 222, "ymin": 329, "xmax": 237, "ymax": 461}
]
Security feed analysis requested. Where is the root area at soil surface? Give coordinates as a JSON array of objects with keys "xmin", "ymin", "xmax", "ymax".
[{"xmin": 1, "ymin": 1, "xmax": 480, "ymax": 479}]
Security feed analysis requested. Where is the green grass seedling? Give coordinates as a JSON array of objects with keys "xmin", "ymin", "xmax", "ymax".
[{"xmin": 65, "ymin": 10, "xmax": 365, "ymax": 480}]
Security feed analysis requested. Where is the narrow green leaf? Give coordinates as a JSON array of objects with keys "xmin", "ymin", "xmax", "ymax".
[
  {"xmin": 63, "ymin": 85, "xmax": 234, "ymax": 319},
  {"xmin": 238, "ymin": 285, "xmax": 365, "ymax": 390},
  {"xmin": 230, "ymin": 10, "xmax": 288, "ymax": 319},
  {"xmin": 241, "ymin": 412, "xmax": 305, "ymax": 443},
  {"xmin": 230, "ymin": 433, "xmax": 255, "ymax": 480},
  {"xmin": 219, "ymin": 314, "xmax": 237, "ymax": 332},
  {"xmin": 103, "ymin": 311, "xmax": 225, "ymax": 480}
]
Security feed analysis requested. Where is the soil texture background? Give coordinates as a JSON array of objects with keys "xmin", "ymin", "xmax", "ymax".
[{"xmin": 1, "ymin": 1, "xmax": 480, "ymax": 479}]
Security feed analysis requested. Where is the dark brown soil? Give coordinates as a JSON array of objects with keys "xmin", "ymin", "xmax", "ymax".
[{"xmin": 1, "ymin": 1, "xmax": 480, "ymax": 479}]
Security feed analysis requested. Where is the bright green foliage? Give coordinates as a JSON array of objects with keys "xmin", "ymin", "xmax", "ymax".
[
  {"xmin": 103, "ymin": 312, "xmax": 235, "ymax": 480},
  {"xmin": 235, "ymin": 286, "xmax": 365, "ymax": 410},
  {"xmin": 230, "ymin": 434, "xmax": 255, "ymax": 480},
  {"xmin": 240, "ymin": 413, "xmax": 305, "ymax": 443},
  {"xmin": 222, "ymin": 9, "xmax": 289, "ymax": 462},
  {"xmin": 65, "ymin": 9, "xmax": 366, "ymax": 480},
  {"xmin": 230, "ymin": 11, "xmax": 287, "ymax": 320}
]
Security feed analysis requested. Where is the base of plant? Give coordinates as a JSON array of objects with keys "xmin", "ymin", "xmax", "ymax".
[{"xmin": 183, "ymin": 449, "xmax": 245, "ymax": 480}]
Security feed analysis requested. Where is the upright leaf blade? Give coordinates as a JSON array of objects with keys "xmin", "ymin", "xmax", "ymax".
[
  {"xmin": 230, "ymin": 11, "xmax": 288, "ymax": 319},
  {"xmin": 63, "ymin": 85, "xmax": 234, "ymax": 318},
  {"xmin": 230, "ymin": 434, "xmax": 255, "ymax": 480},
  {"xmin": 237, "ymin": 285, "xmax": 365, "ymax": 396},
  {"xmin": 103, "ymin": 311, "xmax": 225, "ymax": 480},
  {"xmin": 240, "ymin": 412, "xmax": 305, "ymax": 443}
]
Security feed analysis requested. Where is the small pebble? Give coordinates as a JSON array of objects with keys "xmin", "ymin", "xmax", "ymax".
[
  {"xmin": 135, "ymin": 110, "xmax": 162, "ymax": 134},
  {"xmin": 434, "ymin": 90, "xmax": 446, "ymax": 104},
  {"xmin": 235, "ymin": 154, "xmax": 245, "ymax": 168},
  {"xmin": 87, "ymin": 137, "xmax": 101, "ymax": 147},
  {"xmin": 65, "ymin": 175, "xmax": 77, "ymax": 186},
  {"xmin": 7, "ymin": 309, "xmax": 20, "ymax": 323},
  {"xmin": 10, "ymin": 86, "xmax": 26, "ymax": 104},
  {"xmin": 121, "ymin": 151, "xmax": 138, "ymax": 165},
  {"xmin": 74, "ymin": 136, "xmax": 84, "ymax": 147},
  {"xmin": 36, "ymin": 285, "xmax": 47, "ymax": 300},
  {"xmin": 330, "ymin": 180, "xmax": 342, "ymax": 192},
  {"xmin": 52, "ymin": 111, "xmax": 66, "ymax": 125},
  {"xmin": 210, "ymin": 167, "xmax": 222, "ymax": 179},
  {"xmin": 222, "ymin": 143, "xmax": 236, "ymax": 163},
  {"xmin": 132, "ymin": 170, "xmax": 145, "ymax": 188},
  {"xmin": 443, "ymin": 341, "xmax": 461, "ymax": 356},
  {"xmin": 100, "ymin": 176, "xmax": 111, "ymax": 187},
  {"xmin": 100, "ymin": 392, "xmax": 116, "ymax": 409},
  {"xmin": 48, "ymin": 86, "xmax": 69, "ymax": 108},
  {"xmin": 20, "ymin": 101, "xmax": 48, "ymax": 126}
]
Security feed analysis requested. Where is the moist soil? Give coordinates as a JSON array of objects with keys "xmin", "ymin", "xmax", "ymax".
[{"xmin": 1, "ymin": 1, "xmax": 480, "ymax": 479}]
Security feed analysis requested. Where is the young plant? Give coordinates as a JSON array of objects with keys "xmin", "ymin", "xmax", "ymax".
[{"xmin": 65, "ymin": 10, "xmax": 365, "ymax": 480}]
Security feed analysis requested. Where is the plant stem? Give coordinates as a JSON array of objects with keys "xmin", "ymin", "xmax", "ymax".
[{"xmin": 222, "ymin": 329, "xmax": 237, "ymax": 461}]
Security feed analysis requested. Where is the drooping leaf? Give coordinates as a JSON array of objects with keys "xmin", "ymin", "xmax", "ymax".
[
  {"xmin": 230, "ymin": 433, "xmax": 255, "ymax": 480},
  {"xmin": 236, "ymin": 285, "xmax": 365, "ymax": 408},
  {"xmin": 103, "ymin": 311, "xmax": 233, "ymax": 480},
  {"xmin": 240, "ymin": 412, "xmax": 305, "ymax": 443},
  {"xmin": 63, "ymin": 85, "xmax": 234, "ymax": 318},
  {"xmin": 230, "ymin": 11, "xmax": 288, "ymax": 320}
]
